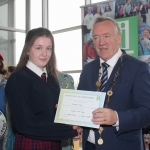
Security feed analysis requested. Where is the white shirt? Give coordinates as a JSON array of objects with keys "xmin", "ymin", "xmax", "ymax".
[
  {"xmin": 83, "ymin": 13, "xmax": 93, "ymax": 30},
  {"xmin": 143, "ymin": 38, "xmax": 150, "ymax": 49},
  {"xmin": 26, "ymin": 61, "xmax": 48, "ymax": 81},
  {"xmin": 87, "ymin": 49, "xmax": 122, "ymax": 144},
  {"xmin": 93, "ymin": 13, "xmax": 101, "ymax": 24},
  {"xmin": 102, "ymin": 11, "xmax": 115, "ymax": 19}
]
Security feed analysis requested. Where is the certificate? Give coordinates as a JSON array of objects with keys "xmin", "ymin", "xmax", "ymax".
[{"xmin": 54, "ymin": 89, "xmax": 106, "ymax": 128}]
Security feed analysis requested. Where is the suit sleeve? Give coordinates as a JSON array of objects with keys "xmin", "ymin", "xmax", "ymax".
[
  {"xmin": 77, "ymin": 65, "xmax": 89, "ymax": 91},
  {"xmin": 118, "ymin": 63, "xmax": 150, "ymax": 134}
]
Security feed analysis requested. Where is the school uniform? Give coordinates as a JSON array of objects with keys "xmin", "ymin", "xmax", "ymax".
[{"xmin": 5, "ymin": 62, "xmax": 77, "ymax": 150}]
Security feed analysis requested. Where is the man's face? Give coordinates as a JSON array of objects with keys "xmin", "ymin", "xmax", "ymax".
[
  {"xmin": 92, "ymin": 20, "xmax": 122, "ymax": 61},
  {"xmin": 87, "ymin": 7, "xmax": 91, "ymax": 14}
]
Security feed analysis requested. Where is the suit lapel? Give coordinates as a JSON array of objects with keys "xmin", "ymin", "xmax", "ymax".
[
  {"xmin": 104, "ymin": 58, "xmax": 121, "ymax": 92},
  {"xmin": 103, "ymin": 50, "xmax": 128, "ymax": 92},
  {"xmin": 90, "ymin": 50, "xmax": 128, "ymax": 92},
  {"xmin": 91, "ymin": 59, "xmax": 100, "ymax": 91}
]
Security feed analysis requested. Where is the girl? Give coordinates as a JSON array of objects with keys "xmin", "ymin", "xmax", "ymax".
[{"xmin": 5, "ymin": 28, "xmax": 80, "ymax": 150}]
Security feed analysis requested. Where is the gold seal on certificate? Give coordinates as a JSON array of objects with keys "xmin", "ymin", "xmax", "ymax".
[{"xmin": 98, "ymin": 138, "xmax": 103, "ymax": 145}]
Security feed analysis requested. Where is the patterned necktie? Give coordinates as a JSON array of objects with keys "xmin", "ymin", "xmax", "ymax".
[
  {"xmin": 100, "ymin": 62, "xmax": 109, "ymax": 91},
  {"xmin": 41, "ymin": 72, "xmax": 46, "ymax": 82}
]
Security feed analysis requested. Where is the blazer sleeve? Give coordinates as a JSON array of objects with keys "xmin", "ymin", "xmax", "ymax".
[{"xmin": 5, "ymin": 73, "xmax": 77, "ymax": 141}]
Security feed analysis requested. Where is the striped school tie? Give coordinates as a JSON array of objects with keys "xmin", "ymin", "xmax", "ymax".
[
  {"xmin": 100, "ymin": 62, "xmax": 109, "ymax": 91},
  {"xmin": 41, "ymin": 72, "xmax": 46, "ymax": 82}
]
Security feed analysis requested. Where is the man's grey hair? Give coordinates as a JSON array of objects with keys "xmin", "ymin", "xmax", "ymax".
[{"xmin": 91, "ymin": 16, "xmax": 121, "ymax": 38}]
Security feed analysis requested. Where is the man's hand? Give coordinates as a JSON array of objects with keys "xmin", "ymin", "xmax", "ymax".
[{"xmin": 92, "ymin": 108, "xmax": 118, "ymax": 125}]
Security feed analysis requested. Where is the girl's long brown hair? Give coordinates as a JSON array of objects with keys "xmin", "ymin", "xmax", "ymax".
[
  {"xmin": 0, "ymin": 59, "xmax": 7, "ymax": 75},
  {"xmin": 16, "ymin": 27, "xmax": 58, "ymax": 83}
]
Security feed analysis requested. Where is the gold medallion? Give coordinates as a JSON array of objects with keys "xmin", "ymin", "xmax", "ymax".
[
  {"xmin": 107, "ymin": 90, "xmax": 113, "ymax": 96},
  {"xmin": 98, "ymin": 138, "xmax": 103, "ymax": 145},
  {"xmin": 96, "ymin": 81, "xmax": 101, "ymax": 87}
]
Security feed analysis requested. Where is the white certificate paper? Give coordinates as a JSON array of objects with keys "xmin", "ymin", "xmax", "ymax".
[{"xmin": 54, "ymin": 89, "xmax": 106, "ymax": 128}]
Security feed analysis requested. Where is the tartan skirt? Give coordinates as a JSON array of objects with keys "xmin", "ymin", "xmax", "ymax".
[{"xmin": 14, "ymin": 134, "xmax": 62, "ymax": 150}]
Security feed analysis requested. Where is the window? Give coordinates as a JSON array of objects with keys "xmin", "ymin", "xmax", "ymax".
[
  {"xmin": 0, "ymin": 2, "xmax": 8, "ymax": 27},
  {"xmin": 0, "ymin": 30, "xmax": 25, "ymax": 65},
  {"xmin": 48, "ymin": 0, "xmax": 84, "ymax": 31},
  {"xmin": 69, "ymin": 73, "xmax": 81, "ymax": 89},
  {"xmin": 15, "ymin": 32, "xmax": 25, "ymax": 64},
  {"xmin": 0, "ymin": 0, "xmax": 25, "ymax": 29},
  {"xmin": 91, "ymin": 0, "xmax": 105, "ymax": 3},
  {"xmin": 15, "ymin": 0, "xmax": 25, "ymax": 29},
  {"xmin": 53, "ymin": 29, "xmax": 82, "ymax": 71},
  {"xmin": 31, "ymin": 0, "xmax": 42, "ymax": 29}
]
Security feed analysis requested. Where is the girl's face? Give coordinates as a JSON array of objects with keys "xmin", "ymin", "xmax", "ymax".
[
  {"xmin": 97, "ymin": 7, "xmax": 101, "ymax": 13},
  {"xmin": 106, "ymin": 4, "xmax": 110, "ymax": 11},
  {"xmin": 127, "ymin": 0, "xmax": 130, "ymax": 4},
  {"xmin": 143, "ymin": 29, "xmax": 150, "ymax": 39},
  {"xmin": 28, "ymin": 36, "xmax": 52, "ymax": 70}
]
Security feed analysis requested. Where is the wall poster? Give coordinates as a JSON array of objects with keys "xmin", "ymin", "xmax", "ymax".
[
  {"xmin": 115, "ymin": 0, "xmax": 150, "ymax": 65},
  {"xmin": 80, "ymin": 1, "xmax": 150, "ymax": 148},
  {"xmin": 81, "ymin": 0, "xmax": 138, "ymax": 67}
]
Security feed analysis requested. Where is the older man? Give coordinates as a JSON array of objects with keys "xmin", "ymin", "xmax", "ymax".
[{"xmin": 78, "ymin": 16, "xmax": 150, "ymax": 150}]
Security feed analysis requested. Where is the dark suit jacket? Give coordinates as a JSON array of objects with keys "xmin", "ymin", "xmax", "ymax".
[{"xmin": 78, "ymin": 50, "xmax": 150, "ymax": 150}]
